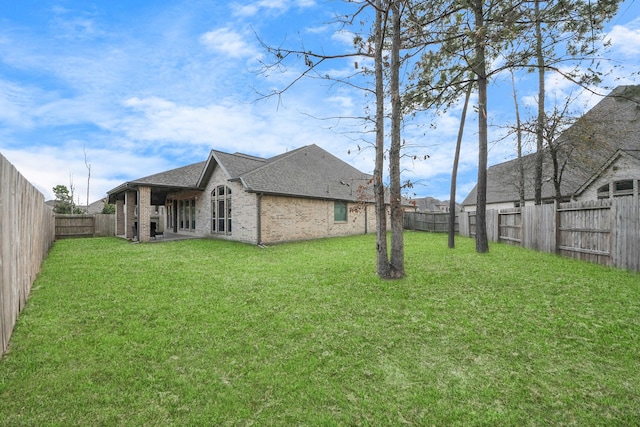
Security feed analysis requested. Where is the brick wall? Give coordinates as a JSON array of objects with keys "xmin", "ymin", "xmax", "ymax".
[
  {"xmin": 125, "ymin": 191, "xmax": 136, "ymax": 239},
  {"xmin": 168, "ymin": 167, "xmax": 259, "ymax": 243},
  {"xmin": 167, "ymin": 166, "xmax": 385, "ymax": 244},
  {"xmin": 115, "ymin": 199, "xmax": 124, "ymax": 235},
  {"xmin": 201, "ymin": 167, "xmax": 258, "ymax": 243},
  {"xmin": 259, "ymin": 195, "xmax": 377, "ymax": 244},
  {"xmin": 138, "ymin": 186, "xmax": 151, "ymax": 242}
]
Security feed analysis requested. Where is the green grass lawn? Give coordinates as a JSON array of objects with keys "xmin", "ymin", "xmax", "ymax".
[{"xmin": 1, "ymin": 232, "xmax": 639, "ymax": 426}]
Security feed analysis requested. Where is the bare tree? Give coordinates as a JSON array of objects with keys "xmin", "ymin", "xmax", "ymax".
[
  {"xmin": 388, "ymin": 0, "xmax": 405, "ymax": 277},
  {"xmin": 509, "ymin": 0, "xmax": 625, "ymax": 204},
  {"xmin": 373, "ymin": 0, "xmax": 391, "ymax": 278},
  {"xmin": 510, "ymin": 71, "xmax": 526, "ymax": 208},
  {"xmin": 448, "ymin": 82, "xmax": 473, "ymax": 249},
  {"xmin": 404, "ymin": 0, "xmax": 527, "ymax": 254},
  {"xmin": 256, "ymin": 0, "xmax": 411, "ymax": 279}
]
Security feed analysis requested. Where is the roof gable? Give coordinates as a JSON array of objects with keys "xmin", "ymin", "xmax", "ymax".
[
  {"xmin": 197, "ymin": 150, "xmax": 266, "ymax": 188},
  {"xmin": 238, "ymin": 144, "xmax": 372, "ymax": 201},
  {"xmin": 574, "ymin": 149, "xmax": 640, "ymax": 196}
]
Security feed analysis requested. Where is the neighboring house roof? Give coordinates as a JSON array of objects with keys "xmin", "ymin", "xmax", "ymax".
[
  {"xmin": 462, "ymin": 85, "xmax": 640, "ymax": 207},
  {"xmin": 107, "ymin": 144, "xmax": 373, "ymax": 203},
  {"xmin": 46, "ymin": 198, "xmax": 107, "ymax": 213},
  {"xmin": 411, "ymin": 196, "xmax": 461, "ymax": 212}
]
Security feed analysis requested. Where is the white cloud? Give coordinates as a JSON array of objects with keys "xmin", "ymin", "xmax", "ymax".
[
  {"xmin": 121, "ymin": 96, "xmax": 251, "ymax": 145},
  {"xmin": 118, "ymin": 95, "xmax": 348, "ymax": 159},
  {"xmin": 606, "ymin": 20, "xmax": 640, "ymax": 55},
  {"xmin": 0, "ymin": 80, "xmax": 37, "ymax": 128},
  {"xmin": 332, "ymin": 30, "xmax": 357, "ymax": 46},
  {"xmin": 2, "ymin": 144, "xmax": 171, "ymax": 202},
  {"xmin": 231, "ymin": 0, "xmax": 316, "ymax": 17},
  {"xmin": 200, "ymin": 27, "xmax": 258, "ymax": 59}
]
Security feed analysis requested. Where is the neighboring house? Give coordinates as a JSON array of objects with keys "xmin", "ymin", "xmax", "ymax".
[
  {"xmin": 84, "ymin": 198, "xmax": 111, "ymax": 214},
  {"xmin": 411, "ymin": 196, "xmax": 461, "ymax": 213},
  {"xmin": 573, "ymin": 149, "xmax": 640, "ymax": 201},
  {"xmin": 46, "ymin": 198, "xmax": 111, "ymax": 214},
  {"xmin": 107, "ymin": 144, "xmax": 399, "ymax": 244},
  {"xmin": 462, "ymin": 85, "xmax": 640, "ymax": 211}
]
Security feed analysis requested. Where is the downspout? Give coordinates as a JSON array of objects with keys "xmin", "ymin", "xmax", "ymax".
[
  {"xmin": 365, "ymin": 203, "xmax": 368, "ymax": 234},
  {"xmin": 257, "ymin": 193, "xmax": 263, "ymax": 245},
  {"xmin": 136, "ymin": 189, "xmax": 140, "ymax": 241}
]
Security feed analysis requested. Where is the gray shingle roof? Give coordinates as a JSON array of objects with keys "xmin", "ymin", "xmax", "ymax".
[
  {"xmin": 211, "ymin": 151, "xmax": 266, "ymax": 178},
  {"xmin": 131, "ymin": 161, "xmax": 206, "ymax": 188},
  {"xmin": 462, "ymin": 85, "xmax": 640, "ymax": 206},
  {"xmin": 238, "ymin": 144, "xmax": 371, "ymax": 201},
  {"xmin": 108, "ymin": 144, "xmax": 373, "ymax": 203}
]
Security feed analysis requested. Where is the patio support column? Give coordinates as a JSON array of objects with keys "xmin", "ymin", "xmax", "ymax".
[
  {"xmin": 115, "ymin": 199, "xmax": 125, "ymax": 236},
  {"xmin": 138, "ymin": 186, "xmax": 151, "ymax": 243},
  {"xmin": 125, "ymin": 190, "xmax": 136, "ymax": 239}
]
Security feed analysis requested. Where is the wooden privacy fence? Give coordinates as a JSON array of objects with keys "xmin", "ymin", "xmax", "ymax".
[
  {"xmin": 404, "ymin": 212, "xmax": 458, "ymax": 233},
  {"xmin": 55, "ymin": 214, "xmax": 115, "ymax": 239},
  {"xmin": 458, "ymin": 198, "xmax": 640, "ymax": 272},
  {"xmin": 1, "ymin": 153, "xmax": 56, "ymax": 356}
]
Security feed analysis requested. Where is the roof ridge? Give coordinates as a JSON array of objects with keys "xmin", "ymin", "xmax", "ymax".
[
  {"xmin": 232, "ymin": 152, "xmax": 267, "ymax": 161},
  {"xmin": 243, "ymin": 144, "xmax": 313, "ymax": 175},
  {"xmin": 133, "ymin": 160, "xmax": 207, "ymax": 183}
]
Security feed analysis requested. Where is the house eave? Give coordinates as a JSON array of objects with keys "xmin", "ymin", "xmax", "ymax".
[{"xmin": 106, "ymin": 182, "xmax": 201, "ymax": 204}]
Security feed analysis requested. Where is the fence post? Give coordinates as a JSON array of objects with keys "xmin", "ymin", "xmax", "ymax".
[{"xmin": 555, "ymin": 202, "xmax": 560, "ymax": 255}]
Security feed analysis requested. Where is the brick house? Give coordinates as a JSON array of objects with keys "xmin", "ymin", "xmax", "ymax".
[{"xmin": 107, "ymin": 144, "xmax": 392, "ymax": 244}]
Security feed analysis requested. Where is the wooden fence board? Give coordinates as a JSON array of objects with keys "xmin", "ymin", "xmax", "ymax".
[
  {"xmin": 94, "ymin": 214, "xmax": 116, "ymax": 237},
  {"xmin": 498, "ymin": 209, "xmax": 521, "ymax": 245},
  {"xmin": 458, "ymin": 212, "xmax": 469, "ymax": 237},
  {"xmin": 613, "ymin": 197, "xmax": 640, "ymax": 271},
  {"xmin": 403, "ymin": 212, "xmax": 456, "ymax": 233},
  {"xmin": 54, "ymin": 214, "xmax": 115, "ymax": 239},
  {"xmin": 0, "ymin": 153, "xmax": 55, "ymax": 356},
  {"xmin": 456, "ymin": 198, "xmax": 639, "ymax": 272},
  {"xmin": 557, "ymin": 200, "xmax": 612, "ymax": 266},
  {"xmin": 523, "ymin": 204, "xmax": 556, "ymax": 253}
]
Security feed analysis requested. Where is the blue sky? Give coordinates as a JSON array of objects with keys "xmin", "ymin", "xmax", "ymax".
[{"xmin": 1, "ymin": 0, "xmax": 639, "ymax": 205}]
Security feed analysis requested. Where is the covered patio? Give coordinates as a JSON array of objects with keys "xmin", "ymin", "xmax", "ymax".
[
  {"xmin": 108, "ymin": 185, "xmax": 175, "ymax": 243},
  {"xmin": 107, "ymin": 161, "xmax": 206, "ymax": 243}
]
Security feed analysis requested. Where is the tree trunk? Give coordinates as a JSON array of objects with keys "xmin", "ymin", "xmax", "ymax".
[
  {"xmin": 534, "ymin": 0, "xmax": 545, "ymax": 205},
  {"xmin": 511, "ymin": 72, "xmax": 525, "ymax": 208},
  {"xmin": 388, "ymin": 0, "xmax": 405, "ymax": 278},
  {"xmin": 374, "ymin": 0, "xmax": 391, "ymax": 279},
  {"xmin": 550, "ymin": 147, "xmax": 562, "ymax": 204},
  {"xmin": 473, "ymin": 0, "xmax": 489, "ymax": 254},
  {"xmin": 448, "ymin": 82, "xmax": 472, "ymax": 249}
]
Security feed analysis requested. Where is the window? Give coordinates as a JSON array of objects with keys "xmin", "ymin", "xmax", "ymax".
[
  {"xmin": 211, "ymin": 186, "xmax": 232, "ymax": 234},
  {"xmin": 166, "ymin": 200, "xmax": 174, "ymax": 229},
  {"xmin": 597, "ymin": 184, "xmax": 610, "ymax": 199},
  {"xmin": 614, "ymin": 180, "xmax": 634, "ymax": 197},
  {"xmin": 190, "ymin": 199, "xmax": 196, "ymax": 228},
  {"xmin": 178, "ymin": 198, "xmax": 196, "ymax": 231},
  {"xmin": 334, "ymin": 201, "xmax": 347, "ymax": 222}
]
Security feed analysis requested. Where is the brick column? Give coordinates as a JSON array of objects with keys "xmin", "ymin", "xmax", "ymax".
[
  {"xmin": 125, "ymin": 191, "xmax": 136, "ymax": 239},
  {"xmin": 116, "ymin": 199, "xmax": 125, "ymax": 236},
  {"xmin": 138, "ymin": 186, "xmax": 151, "ymax": 243}
]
